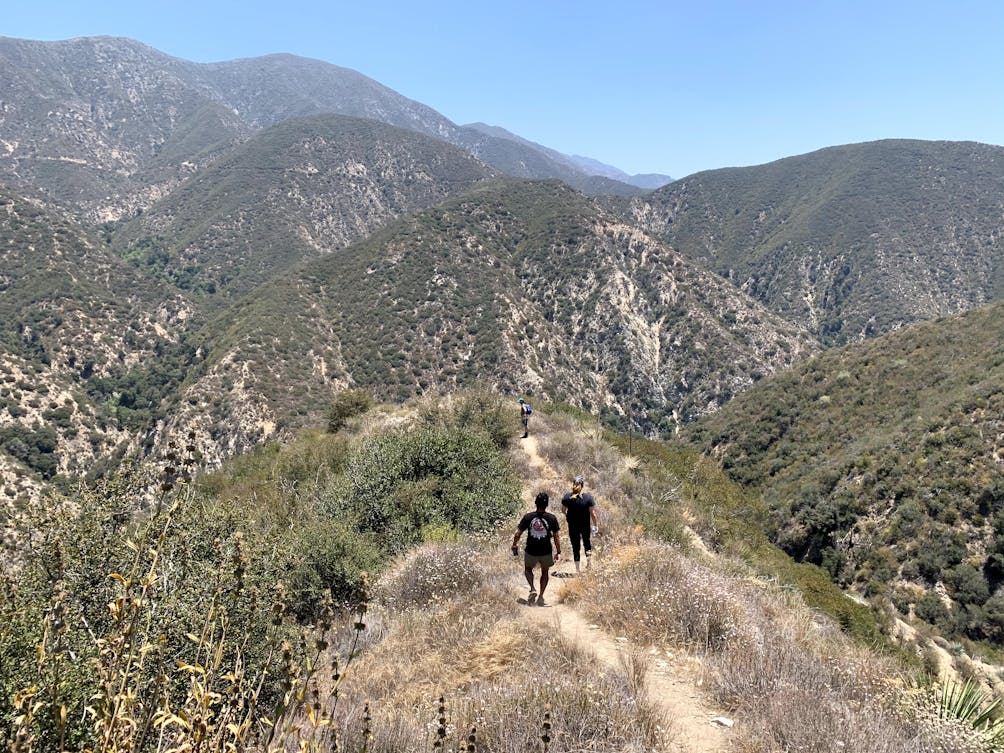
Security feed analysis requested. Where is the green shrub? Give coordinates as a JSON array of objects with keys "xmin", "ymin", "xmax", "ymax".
[
  {"xmin": 345, "ymin": 426, "xmax": 520, "ymax": 549},
  {"xmin": 0, "ymin": 475, "xmax": 305, "ymax": 750},
  {"xmin": 326, "ymin": 389, "xmax": 373, "ymax": 433},
  {"xmin": 429, "ymin": 390, "xmax": 517, "ymax": 450},
  {"xmin": 285, "ymin": 520, "xmax": 381, "ymax": 620},
  {"xmin": 0, "ymin": 424, "xmax": 59, "ymax": 478},
  {"xmin": 916, "ymin": 591, "xmax": 952, "ymax": 631}
]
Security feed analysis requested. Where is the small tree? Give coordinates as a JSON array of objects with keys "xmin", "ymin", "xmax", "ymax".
[{"xmin": 326, "ymin": 389, "xmax": 373, "ymax": 433}]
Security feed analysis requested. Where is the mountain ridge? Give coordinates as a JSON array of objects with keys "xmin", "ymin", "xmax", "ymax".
[
  {"xmin": 625, "ymin": 138, "xmax": 1004, "ymax": 344},
  {"xmin": 156, "ymin": 177, "xmax": 817, "ymax": 465},
  {"xmin": 108, "ymin": 112, "xmax": 498, "ymax": 303},
  {"xmin": 0, "ymin": 34, "xmax": 645, "ymax": 222},
  {"xmin": 686, "ymin": 300, "xmax": 1004, "ymax": 642}
]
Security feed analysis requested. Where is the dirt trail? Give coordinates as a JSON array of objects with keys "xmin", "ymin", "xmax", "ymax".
[{"xmin": 514, "ymin": 433, "xmax": 732, "ymax": 753}]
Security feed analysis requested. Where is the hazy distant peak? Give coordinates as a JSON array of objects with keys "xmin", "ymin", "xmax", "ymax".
[
  {"xmin": 569, "ymin": 154, "xmax": 673, "ymax": 189},
  {"xmin": 464, "ymin": 122, "xmax": 520, "ymax": 140},
  {"xmin": 462, "ymin": 122, "xmax": 659, "ymax": 194}
]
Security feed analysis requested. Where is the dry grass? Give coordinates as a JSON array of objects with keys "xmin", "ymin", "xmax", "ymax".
[
  {"xmin": 377, "ymin": 542, "xmax": 492, "ymax": 609},
  {"xmin": 561, "ymin": 540, "xmax": 1000, "ymax": 753},
  {"xmin": 335, "ymin": 542, "xmax": 672, "ymax": 752},
  {"xmin": 562, "ymin": 543, "xmax": 758, "ymax": 651},
  {"xmin": 534, "ymin": 413, "xmax": 623, "ymax": 497}
]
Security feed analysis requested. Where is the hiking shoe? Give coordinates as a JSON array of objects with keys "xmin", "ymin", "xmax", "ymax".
[
  {"xmin": 536, "ymin": 596, "xmax": 546, "ymax": 606},
  {"xmin": 527, "ymin": 590, "xmax": 537, "ymax": 604}
]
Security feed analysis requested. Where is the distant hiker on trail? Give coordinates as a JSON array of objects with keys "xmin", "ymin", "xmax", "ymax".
[
  {"xmin": 518, "ymin": 397, "xmax": 532, "ymax": 438},
  {"xmin": 562, "ymin": 476, "xmax": 598, "ymax": 574},
  {"xmin": 512, "ymin": 492, "xmax": 561, "ymax": 605}
]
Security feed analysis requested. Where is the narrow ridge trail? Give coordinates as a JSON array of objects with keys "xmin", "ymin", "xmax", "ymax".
[{"xmin": 512, "ymin": 434, "xmax": 732, "ymax": 753}]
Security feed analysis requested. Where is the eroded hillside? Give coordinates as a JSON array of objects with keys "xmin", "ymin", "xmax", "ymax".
[
  {"xmin": 0, "ymin": 187, "xmax": 191, "ymax": 502},
  {"xmin": 161, "ymin": 178, "xmax": 817, "ymax": 466},
  {"xmin": 626, "ymin": 140, "xmax": 1004, "ymax": 345}
]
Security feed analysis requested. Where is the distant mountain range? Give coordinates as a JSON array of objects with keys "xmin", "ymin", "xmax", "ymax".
[
  {"xmin": 0, "ymin": 34, "xmax": 647, "ymax": 225},
  {"xmin": 463, "ymin": 122, "xmax": 673, "ymax": 189}
]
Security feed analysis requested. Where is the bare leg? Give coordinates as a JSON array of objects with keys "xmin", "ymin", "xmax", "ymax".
[
  {"xmin": 539, "ymin": 565, "xmax": 550, "ymax": 600},
  {"xmin": 524, "ymin": 564, "xmax": 535, "ymax": 592}
]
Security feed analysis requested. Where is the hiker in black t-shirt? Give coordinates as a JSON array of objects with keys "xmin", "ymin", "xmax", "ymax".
[
  {"xmin": 511, "ymin": 492, "xmax": 561, "ymax": 605},
  {"xmin": 561, "ymin": 475, "xmax": 598, "ymax": 574}
]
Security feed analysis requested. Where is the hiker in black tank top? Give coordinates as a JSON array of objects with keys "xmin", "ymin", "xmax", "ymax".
[{"xmin": 561, "ymin": 476, "xmax": 598, "ymax": 574}]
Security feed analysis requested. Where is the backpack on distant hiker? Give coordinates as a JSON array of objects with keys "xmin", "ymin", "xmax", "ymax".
[{"xmin": 524, "ymin": 403, "xmax": 532, "ymax": 416}]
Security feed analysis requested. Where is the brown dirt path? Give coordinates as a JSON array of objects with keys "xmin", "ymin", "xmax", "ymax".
[{"xmin": 513, "ymin": 433, "xmax": 732, "ymax": 753}]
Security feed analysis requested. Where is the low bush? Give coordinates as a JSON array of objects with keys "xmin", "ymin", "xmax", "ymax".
[
  {"xmin": 377, "ymin": 542, "xmax": 487, "ymax": 609},
  {"xmin": 344, "ymin": 425, "xmax": 520, "ymax": 549},
  {"xmin": 285, "ymin": 519, "xmax": 382, "ymax": 620},
  {"xmin": 564, "ymin": 543, "xmax": 758, "ymax": 651},
  {"xmin": 420, "ymin": 389, "xmax": 517, "ymax": 450},
  {"xmin": 326, "ymin": 388, "xmax": 373, "ymax": 433}
]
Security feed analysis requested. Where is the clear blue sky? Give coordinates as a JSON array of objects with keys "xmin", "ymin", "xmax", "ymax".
[{"xmin": 5, "ymin": 1, "xmax": 1004, "ymax": 178}]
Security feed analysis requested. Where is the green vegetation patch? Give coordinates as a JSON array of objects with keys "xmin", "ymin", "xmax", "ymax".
[{"xmin": 685, "ymin": 302, "xmax": 1004, "ymax": 646}]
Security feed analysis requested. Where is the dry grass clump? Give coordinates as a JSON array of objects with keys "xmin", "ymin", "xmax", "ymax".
[
  {"xmin": 563, "ymin": 542, "xmax": 758, "ymax": 651},
  {"xmin": 534, "ymin": 415, "xmax": 623, "ymax": 495},
  {"xmin": 895, "ymin": 684, "xmax": 1001, "ymax": 753},
  {"xmin": 454, "ymin": 660, "xmax": 666, "ymax": 753},
  {"xmin": 714, "ymin": 628, "xmax": 922, "ymax": 753},
  {"xmin": 614, "ymin": 470, "xmax": 689, "ymax": 548},
  {"xmin": 709, "ymin": 594, "xmax": 999, "ymax": 752},
  {"xmin": 352, "ymin": 589, "xmax": 521, "ymax": 706},
  {"xmin": 730, "ymin": 685, "xmax": 925, "ymax": 753},
  {"xmin": 727, "ymin": 676, "xmax": 1000, "ymax": 753},
  {"xmin": 377, "ymin": 542, "xmax": 492, "ymax": 609},
  {"xmin": 355, "ymin": 544, "xmax": 524, "ymax": 706}
]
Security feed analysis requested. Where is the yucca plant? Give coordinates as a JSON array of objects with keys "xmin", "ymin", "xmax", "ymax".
[{"xmin": 939, "ymin": 678, "xmax": 1004, "ymax": 746}]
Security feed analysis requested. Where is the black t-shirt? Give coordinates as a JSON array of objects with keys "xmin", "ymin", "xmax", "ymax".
[
  {"xmin": 561, "ymin": 492, "xmax": 595, "ymax": 527},
  {"xmin": 518, "ymin": 510, "xmax": 560, "ymax": 556}
]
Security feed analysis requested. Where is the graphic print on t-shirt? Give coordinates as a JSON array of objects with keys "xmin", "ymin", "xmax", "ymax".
[{"xmin": 529, "ymin": 515, "xmax": 549, "ymax": 540}]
